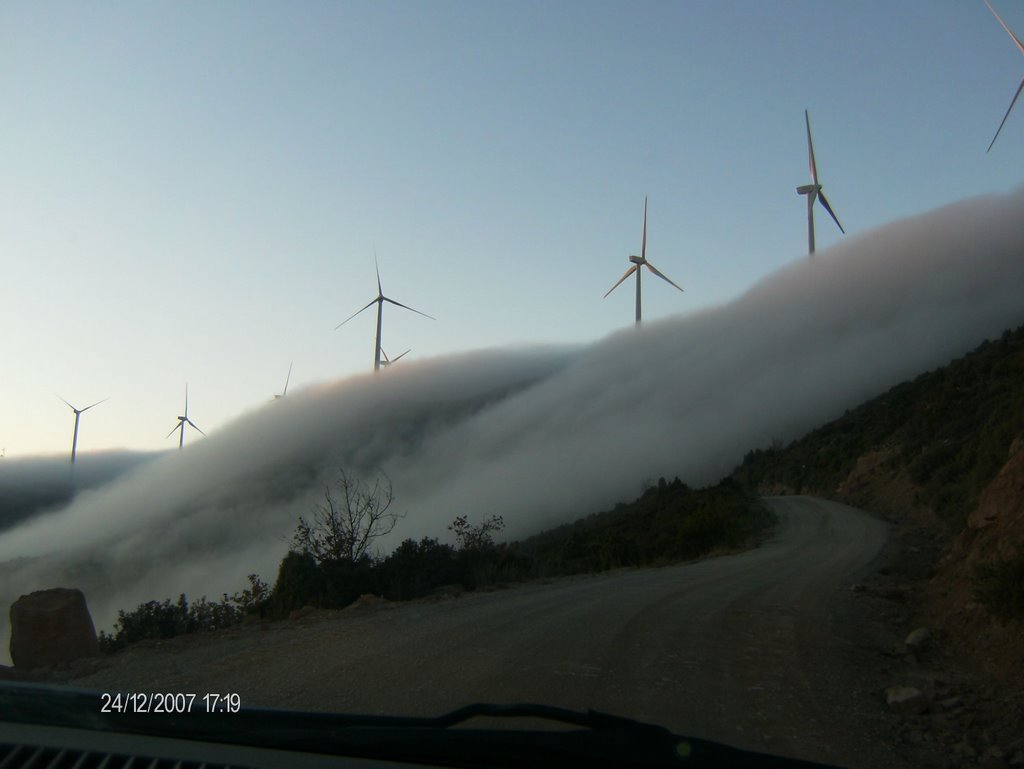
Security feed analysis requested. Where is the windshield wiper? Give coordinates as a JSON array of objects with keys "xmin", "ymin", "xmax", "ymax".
[{"xmin": 1, "ymin": 682, "xmax": 848, "ymax": 769}]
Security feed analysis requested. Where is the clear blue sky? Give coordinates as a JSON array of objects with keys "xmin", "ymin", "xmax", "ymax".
[{"xmin": 2, "ymin": 0, "xmax": 1023, "ymax": 458}]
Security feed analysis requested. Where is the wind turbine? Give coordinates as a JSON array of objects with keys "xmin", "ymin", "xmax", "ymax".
[
  {"xmin": 984, "ymin": 0, "xmax": 1024, "ymax": 152},
  {"xmin": 603, "ymin": 197, "xmax": 684, "ymax": 325},
  {"xmin": 274, "ymin": 363, "xmax": 292, "ymax": 400},
  {"xmin": 57, "ymin": 395, "xmax": 108, "ymax": 464},
  {"xmin": 335, "ymin": 259, "xmax": 434, "ymax": 372},
  {"xmin": 166, "ymin": 384, "xmax": 205, "ymax": 450},
  {"xmin": 796, "ymin": 110, "xmax": 845, "ymax": 255},
  {"xmin": 380, "ymin": 348, "xmax": 411, "ymax": 367}
]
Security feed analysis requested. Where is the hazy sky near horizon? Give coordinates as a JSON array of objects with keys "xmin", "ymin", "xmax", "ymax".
[{"xmin": 3, "ymin": 1, "xmax": 1024, "ymax": 458}]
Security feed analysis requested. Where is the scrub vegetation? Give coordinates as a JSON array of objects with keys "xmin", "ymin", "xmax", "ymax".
[
  {"xmin": 99, "ymin": 323, "xmax": 1024, "ymax": 650},
  {"xmin": 732, "ymin": 325, "xmax": 1024, "ymax": 531},
  {"xmin": 973, "ymin": 555, "xmax": 1024, "ymax": 621},
  {"xmin": 732, "ymin": 324, "xmax": 1024, "ymax": 622},
  {"xmin": 98, "ymin": 475, "xmax": 770, "ymax": 651}
]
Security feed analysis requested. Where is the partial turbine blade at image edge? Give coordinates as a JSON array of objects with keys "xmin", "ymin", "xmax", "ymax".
[
  {"xmin": 335, "ymin": 298, "xmax": 378, "ymax": 329},
  {"xmin": 985, "ymin": 0, "xmax": 1024, "ymax": 56},
  {"xmin": 384, "ymin": 297, "xmax": 435, "ymax": 320},
  {"xmin": 604, "ymin": 264, "xmax": 638, "ymax": 298},
  {"xmin": 645, "ymin": 262, "xmax": 685, "ymax": 292},
  {"xmin": 987, "ymin": 77, "xmax": 1024, "ymax": 153},
  {"xmin": 817, "ymin": 191, "xmax": 846, "ymax": 234}
]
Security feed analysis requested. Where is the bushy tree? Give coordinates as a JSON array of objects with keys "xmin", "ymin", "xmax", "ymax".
[
  {"xmin": 381, "ymin": 537, "xmax": 459, "ymax": 600},
  {"xmin": 268, "ymin": 550, "xmax": 324, "ymax": 618},
  {"xmin": 226, "ymin": 573, "xmax": 270, "ymax": 614},
  {"xmin": 448, "ymin": 514, "xmax": 506, "ymax": 589},
  {"xmin": 448, "ymin": 514, "xmax": 505, "ymax": 551}
]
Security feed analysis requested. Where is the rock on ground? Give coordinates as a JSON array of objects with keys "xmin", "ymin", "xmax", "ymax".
[{"xmin": 9, "ymin": 587, "xmax": 100, "ymax": 670}]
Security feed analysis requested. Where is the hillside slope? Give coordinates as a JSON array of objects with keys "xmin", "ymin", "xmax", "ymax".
[{"xmin": 730, "ymin": 323, "xmax": 1024, "ymax": 676}]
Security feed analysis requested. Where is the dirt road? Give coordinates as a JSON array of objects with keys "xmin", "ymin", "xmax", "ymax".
[{"xmin": 74, "ymin": 496, "xmax": 905, "ymax": 767}]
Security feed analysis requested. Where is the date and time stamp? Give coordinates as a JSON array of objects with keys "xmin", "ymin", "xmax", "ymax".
[{"xmin": 99, "ymin": 691, "xmax": 242, "ymax": 714}]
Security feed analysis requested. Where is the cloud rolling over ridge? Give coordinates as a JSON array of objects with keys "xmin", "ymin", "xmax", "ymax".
[{"xmin": 1, "ymin": 189, "xmax": 1023, "ymax": 658}]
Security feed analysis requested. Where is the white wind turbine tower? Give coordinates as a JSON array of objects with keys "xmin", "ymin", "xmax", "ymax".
[
  {"xmin": 335, "ymin": 260, "xmax": 434, "ymax": 372},
  {"xmin": 604, "ymin": 197, "xmax": 684, "ymax": 325},
  {"xmin": 57, "ymin": 395, "xmax": 108, "ymax": 464},
  {"xmin": 796, "ymin": 110, "xmax": 845, "ymax": 255},
  {"xmin": 984, "ymin": 0, "xmax": 1024, "ymax": 152},
  {"xmin": 274, "ymin": 363, "xmax": 292, "ymax": 400},
  {"xmin": 166, "ymin": 384, "xmax": 205, "ymax": 450}
]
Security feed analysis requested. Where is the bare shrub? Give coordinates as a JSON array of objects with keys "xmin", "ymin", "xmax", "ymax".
[{"xmin": 292, "ymin": 468, "xmax": 402, "ymax": 565}]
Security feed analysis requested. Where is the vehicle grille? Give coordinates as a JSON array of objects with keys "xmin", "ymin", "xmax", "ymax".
[{"xmin": 0, "ymin": 742, "xmax": 245, "ymax": 769}]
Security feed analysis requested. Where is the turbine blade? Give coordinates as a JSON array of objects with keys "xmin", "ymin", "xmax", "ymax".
[
  {"xmin": 816, "ymin": 191, "xmax": 845, "ymax": 234},
  {"xmin": 987, "ymin": 76, "xmax": 1024, "ymax": 152},
  {"xmin": 375, "ymin": 252, "xmax": 382, "ymax": 296},
  {"xmin": 166, "ymin": 424, "xmax": 181, "ymax": 439},
  {"xmin": 184, "ymin": 384, "xmax": 189, "ymax": 418},
  {"xmin": 805, "ymin": 110, "xmax": 818, "ymax": 185},
  {"xmin": 641, "ymin": 196, "xmax": 648, "ymax": 261},
  {"xmin": 82, "ymin": 397, "xmax": 109, "ymax": 412},
  {"xmin": 283, "ymin": 362, "xmax": 292, "ymax": 396},
  {"xmin": 381, "ymin": 348, "xmax": 391, "ymax": 363},
  {"xmin": 187, "ymin": 419, "xmax": 206, "ymax": 436},
  {"xmin": 383, "ymin": 297, "xmax": 435, "ymax": 320},
  {"xmin": 985, "ymin": 0, "xmax": 1024, "ymax": 56},
  {"xmin": 335, "ymin": 298, "xmax": 377, "ymax": 329},
  {"xmin": 56, "ymin": 394, "xmax": 76, "ymax": 411},
  {"xmin": 645, "ymin": 262, "xmax": 685, "ymax": 292},
  {"xmin": 604, "ymin": 264, "xmax": 638, "ymax": 297},
  {"xmin": 392, "ymin": 349, "xmax": 411, "ymax": 362}
]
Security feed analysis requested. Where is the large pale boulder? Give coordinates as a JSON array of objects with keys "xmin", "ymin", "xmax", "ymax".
[
  {"xmin": 9, "ymin": 588, "xmax": 100, "ymax": 669},
  {"xmin": 885, "ymin": 685, "xmax": 931, "ymax": 715}
]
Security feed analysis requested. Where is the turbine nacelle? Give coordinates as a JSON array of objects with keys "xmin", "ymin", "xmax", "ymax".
[
  {"xmin": 381, "ymin": 348, "xmax": 411, "ymax": 367},
  {"xmin": 603, "ymin": 197, "xmax": 684, "ymax": 325},
  {"xmin": 167, "ymin": 384, "xmax": 205, "ymax": 449},
  {"xmin": 57, "ymin": 394, "xmax": 107, "ymax": 464},
  {"xmin": 797, "ymin": 110, "xmax": 845, "ymax": 255},
  {"xmin": 335, "ymin": 257, "xmax": 433, "ymax": 372}
]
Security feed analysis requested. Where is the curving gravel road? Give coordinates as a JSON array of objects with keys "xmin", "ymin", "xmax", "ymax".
[{"xmin": 74, "ymin": 496, "xmax": 905, "ymax": 767}]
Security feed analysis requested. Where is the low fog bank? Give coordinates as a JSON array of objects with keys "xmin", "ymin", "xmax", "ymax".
[
  {"xmin": 0, "ymin": 451, "xmax": 158, "ymax": 533},
  {"xmin": 2, "ymin": 189, "xmax": 1024, "ymax": 658}
]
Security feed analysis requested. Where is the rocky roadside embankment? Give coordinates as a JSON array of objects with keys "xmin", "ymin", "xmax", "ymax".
[{"xmin": 845, "ymin": 518, "xmax": 1023, "ymax": 769}]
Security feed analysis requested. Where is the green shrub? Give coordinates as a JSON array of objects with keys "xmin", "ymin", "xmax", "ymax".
[
  {"xmin": 267, "ymin": 550, "xmax": 325, "ymax": 619},
  {"xmin": 227, "ymin": 573, "xmax": 270, "ymax": 616},
  {"xmin": 973, "ymin": 554, "xmax": 1024, "ymax": 621},
  {"xmin": 380, "ymin": 537, "xmax": 459, "ymax": 600},
  {"xmin": 98, "ymin": 593, "xmax": 243, "ymax": 653},
  {"xmin": 319, "ymin": 555, "xmax": 380, "ymax": 608}
]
